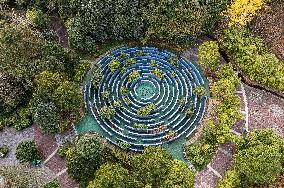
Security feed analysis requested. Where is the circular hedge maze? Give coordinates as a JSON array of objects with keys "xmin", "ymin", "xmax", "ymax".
[{"xmin": 84, "ymin": 47, "xmax": 208, "ymax": 152}]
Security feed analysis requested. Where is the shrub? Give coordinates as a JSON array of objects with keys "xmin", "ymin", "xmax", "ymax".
[
  {"xmin": 92, "ymin": 64, "xmax": 103, "ymax": 89},
  {"xmin": 143, "ymin": 0, "xmax": 230, "ymax": 42},
  {"xmin": 235, "ymin": 129, "xmax": 283, "ymax": 186},
  {"xmin": 185, "ymin": 140, "xmax": 215, "ymax": 170},
  {"xmin": 118, "ymin": 141, "xmax": 131, "ymax": 150},
  {"xmin": 26, "ymin": 8, "xmax": 50, "ymax": 28},
  {"xmin": 128, "ymin": 70, "xmax": 140, "ymax": 83},
  {"xmin": 120, "ymin": 86, "xmax": 129, "ymax": 95},
  {"xmin": 57, "ymin": 143, "xmax": 70, "ymax": 158},
  {"xmin": 222, "ymin": 27, "xmax": 284, "ymax": 92},
  {"xmin": 44, "ymin": 180, "xmax": 60, "ymax": 188},
  {"xmin": 16, "ymin": 140, "xmax": 41, "ymax": 163},
  {"xmin": 225, "ymin": 0, "xmax": 266, "ymax": 26},
  {"xmin": 99, "ymin": 105, "xmax": 116, "ymax": 119},
  {"xmin": 101, "ymin": 90, "xmax": 110, "ymax": 99},
  {"xmin": 67, "ymin": 0, "xmax": 144, "ymax": 51},
  {"xmin": 113, "ymin": 100, "xmax": 122, "ymax": 109},
  {"xmin": 193, "ymin": 86, "xmax": 207, "ymax": 97},
  {"xmin": 132, "ymin": 147, "xmax": 173, "ymax": 187},
  {"xmin": 66, "ymin": 133, "xmax": 104, "ymax": 185},
  {"xmin": 53, "ymin": 81, "xmax": 81, "ymax": 111},
  {"xmin": 151, "ymin": 68, "xmax": 164, "ymax": 79},
  {"xmin": 137, "ymin": 103, "xmax": 156, "ymax": 116},
  {"xmin": 217, "ymin": 169, "xmax": 241, "ymax": 188},
  {"xmin": 34, "ymin": 102, "xmax": 60, "ymax": 133},
  {"xmin": 109, "ymin": 60, "xmax": 121, "ymax": 73},
  {"xmin": 0, "ymin": 145, "xmax": 9, "ymax": 158},
  {"xmin": 161, "ymin": 160, "xmax": 195, "ymax": 188},
  {"xmin": 74, "ymin": 60, "xmax": 90, "ymax": 82},
  {"xmin": 198, "ymin": 41, "xmax": 220, "ymax": 72}
]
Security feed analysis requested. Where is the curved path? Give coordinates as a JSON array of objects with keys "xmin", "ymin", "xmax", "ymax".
[{"xmin": 194, "ymin": 82, "xmax": 249, "ymax": 188}]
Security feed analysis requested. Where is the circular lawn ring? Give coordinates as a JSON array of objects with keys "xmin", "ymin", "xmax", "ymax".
[{"xmin": 86, "ymin": 46, "xmax": 208, "ymax": 152}]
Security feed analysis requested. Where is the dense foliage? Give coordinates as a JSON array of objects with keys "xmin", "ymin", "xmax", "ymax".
[
  {"xmin": 222, "ymin": 26, "xmax": 284, "ymax": 93},
  {"xmin": 66, "ymin": 133, "xmax": 104, "ymax": 186},
  {"xmin": 86, "ymin": 146, "xmax": 195, "ymax": 188},
  {"xmin": 198, "ymin": 41, "xmax": 220, "ymax": 72},
  {"xmin": 235, "ymin": 129, "xmax": 283, "ymax": 186},
  {"xmin": 16, "ymin": 140, "xmax": 41, "ymax": 163},
  {"xmin": 225, "ymin": 0, "xmax": 265, "ymax": 26},
  {"xmin": 0, "ymin": 23, "xmax": 83, "ymax": 133}
]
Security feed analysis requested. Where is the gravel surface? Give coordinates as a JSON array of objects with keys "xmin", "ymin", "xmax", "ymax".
[
  {"xmin": 245, "ymin": 85, "xmax": 284, "ymax": 138},
  {"xmin": 0, "ymin": 127, "xmax": 34, "ymax": 166}
]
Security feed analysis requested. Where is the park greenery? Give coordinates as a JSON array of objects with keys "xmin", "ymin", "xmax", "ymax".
[{"xmin": 0, "ymin": 0, "xmax": 283, "ymax": 187}]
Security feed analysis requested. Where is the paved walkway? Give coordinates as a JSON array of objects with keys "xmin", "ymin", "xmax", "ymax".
[
  {"xmin": 34, "ymin": 126, "xmax": 78, "ymax": 188},
  {"xmin": 194, "ymin": 82, "xmax": 248, "ymax": 188}
]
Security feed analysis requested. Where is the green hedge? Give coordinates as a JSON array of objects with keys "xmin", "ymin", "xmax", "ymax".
[{"xmin": 222, "ymin": 26, "xmax": 284, "ymax": 93}]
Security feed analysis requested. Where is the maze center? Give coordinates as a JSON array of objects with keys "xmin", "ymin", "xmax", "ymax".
[
  {"xmin": 78, "ymin": 46, "xmax": 209, "ymax": 154},
  {"xmin": 134, "ymin": 81, "xmax": 157, "ymax": 100}
]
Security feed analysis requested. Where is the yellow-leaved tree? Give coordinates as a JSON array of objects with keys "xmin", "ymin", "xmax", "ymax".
[{"xmin": 226, "ymin": 0, "xmax": 266, "ymax": 26}]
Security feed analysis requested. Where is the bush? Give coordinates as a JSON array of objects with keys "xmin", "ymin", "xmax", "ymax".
[
  {"xmin": 161, "ymin": 160, "xmax": 195, "ymax": 188},
  {"xmin": 143, "ymin": 0, "xmax": 230, "ymax": 42},
  {"xmin": 57, "ymin": 143, "xmax": 70, "ymax": 158},
  {"xmin": 99, "ymin": 105, "xmax": 116, "ymax": 119},
  {"xmin": 92, "ymin": 63, "xmax": 103, "ymax": 89},
  {"xmin": 193, "ymin": 86, "xmax": 207, "ymax": 97},
  {"xmin": 198, "ymin": 41, "xmax": 220, "ymax": 72},
  {"xmin": 74, "ymin": 60, "xmax": 90, "ymax": 83},
  {"xmin": 222, "ymin": 27, "xmax": 284, "ymax": 92},
  {"xmin": 185, "ymin": 140, "xmax": 215, "ymax": 171},
  {"xmin": 217, "ymin": 169, "xmax": 241, "ymax": 188},
  {"xmin": 225, "ymin": 0, "xmax": 266, "ymax": 26},
  {"xmin": 235, "ymin": 129, "xmax": 283, "ymax": 186},
  {"xmin": 109, "ymin": 60, "xmax": 121, "ymax": 73},
  {"xmin": 66, "ymin": 133, "xmax": 104, "ymax": 185},
  {"xmin": 44, "ymin": 180, "xmax": 60, "ymax": 188},
  {"xmin": 26, "ymin": 8, "xmax": 50, "ymax": 28},
  {"xmin": 137, "ymin": 103, "xmax": 156, "ymax": 116},
  {"xmin": 67, "ymin": 0, "xmax": 143, "ymax": 51},
  {"xmin": 34, "ymin": 102, "xmax": 60, "ymax": 133},
  {"xmin": 0, "ymin": 145, "xmax": 9, "ymax": 158},
  {"xmin": 16, "ymin": 140, "xmax": 41, "ymax": 163},
  {"xmin": 128, "ymin": 70, "xmax": 140, "ymax": 83},
  {"xmin": 151, "ymin": 68, "xmax": 164, "ymax": 79}
]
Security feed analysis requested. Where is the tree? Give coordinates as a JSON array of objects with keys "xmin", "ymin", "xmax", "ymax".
[
  {"xmin": 35, "ymin": 71, "xmax": 64, "ymax": 95},
  {"xmin": 87, "ymin": 163, "xmax": 138, "ymax": 188},
  {"xmin": 161, "ymin": 160, "xmax": 195, "ymax": 188},
  {"xmin": 0, "ymin": 72, "xmax": 30, "ymax": 114},
  {"xmin": 66, "ymin": 133, "xmax": 104, "ymax": 185},
  {"xmin": 53, "ymin": 81, "xmax": 81, "ymax": 111},
  {"xmin": 235, "ymin": 129, "xmax": 283, "ymax": 186},
  {"xmin": 34, "ymin": 102, "xmax": 60, "ymax": 133},
  {"xmin": 132, "ymin": 147, "xmax": 173, "ymax": 187}
]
